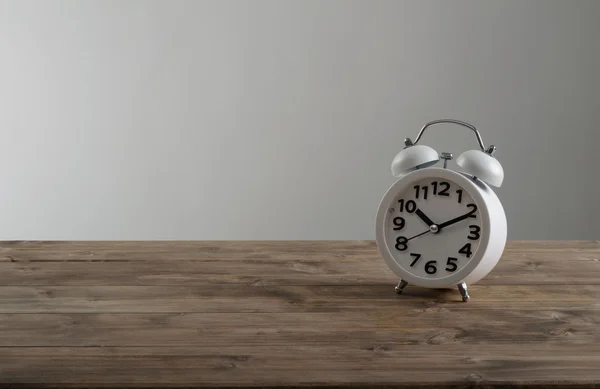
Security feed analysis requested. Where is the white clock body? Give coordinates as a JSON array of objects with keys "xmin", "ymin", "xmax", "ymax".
[{"xmin": 375, "ymin": 167, "xmax": 507, "ymax": 288}]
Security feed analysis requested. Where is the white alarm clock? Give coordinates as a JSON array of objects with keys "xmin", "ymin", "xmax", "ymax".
[{"xmin": 375, "ymin": 119, "xmax": 507, "ymax": 302}]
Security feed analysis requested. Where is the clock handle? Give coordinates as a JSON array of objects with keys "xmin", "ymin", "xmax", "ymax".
[{"xmin": 407, "ymin": 119, "xmax": 495, "ymax": 155}]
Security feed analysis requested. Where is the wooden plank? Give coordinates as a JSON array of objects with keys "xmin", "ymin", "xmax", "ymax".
[
  {"xmin": 0, "ymin": 345, "xmax": 599, "ymax": 387},
  {"xmin": 505, "ymin": 240, "xmax": 600, "ymax": 252},
  {"xmin": 0, "ymin": 241, "xmax": 598, "ymax": 287},
  {"xmin": 1, "ymin": 252, "xmax": 599, "ymax": 286},
  {"xmin": 0, "ymin": 305, "xmax": 598, "ymax": 347},
  {"xmin": 0, "ymin": 240, "xmax": 381, "ymax": 262},
  {"xmin": 1, "ymin": 240, "xmax": 597, "ymax": 262},
  {"xmin": 0, "ymin": 285, "xmax": 597, "ymax": 313}
]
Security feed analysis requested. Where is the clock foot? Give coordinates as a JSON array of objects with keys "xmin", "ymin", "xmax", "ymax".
[
  {"xmin": 458, "ymin": 282, "xmax": 470, "ymax": 302},
  {"xmin": 395, "ymin": 279, "xmax": 408, "ymax": 294}
]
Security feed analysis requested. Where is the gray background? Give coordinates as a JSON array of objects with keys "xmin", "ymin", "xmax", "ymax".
[{"xmin": 1, "ymin": 0, "xmax": 599, "ymax": 240}]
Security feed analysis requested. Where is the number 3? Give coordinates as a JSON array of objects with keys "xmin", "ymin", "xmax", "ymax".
[{"xmin": 468, "ymin": 225, "xmax": 480, "ymax": 240}]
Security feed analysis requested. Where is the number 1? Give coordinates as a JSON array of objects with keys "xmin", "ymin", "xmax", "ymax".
[{"xmin": 456, "ymin": 189, "xmax": 463, "ymax": 204}]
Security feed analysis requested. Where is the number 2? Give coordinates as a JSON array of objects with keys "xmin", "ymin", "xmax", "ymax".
[
  {"xmin": 466, "ymin": 203, "xmax": 477, "ymax": 218},
  {"xmin": 438, "ymin": 182, "xmax": 450, "ymax": 196}
]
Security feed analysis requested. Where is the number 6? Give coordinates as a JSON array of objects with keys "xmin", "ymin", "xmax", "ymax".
[{"xmin": 425, "ymin": 260, "xmax": 437, "ymax": 274}]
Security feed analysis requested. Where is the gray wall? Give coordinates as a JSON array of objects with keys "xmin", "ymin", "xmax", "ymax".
[{"xmin": 1, "ymin": 0, "xmax": 599, "ymax": 240}]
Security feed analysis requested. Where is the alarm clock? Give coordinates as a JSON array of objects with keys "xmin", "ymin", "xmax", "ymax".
[{"xmin": 375, "ymin": 119, "xmax": 507, "ymax": 302}]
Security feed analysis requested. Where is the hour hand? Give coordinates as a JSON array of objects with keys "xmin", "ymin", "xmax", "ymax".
[{"xmin": 415, "ymin": 208, "xmax": 436, "ymax": 227}]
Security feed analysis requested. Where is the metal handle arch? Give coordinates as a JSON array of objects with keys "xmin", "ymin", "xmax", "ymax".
[{"xmin": 408, "ymin": 119, "xmax": 487, "ymax": 152}]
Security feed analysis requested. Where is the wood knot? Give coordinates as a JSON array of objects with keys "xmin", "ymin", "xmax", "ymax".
[
  {"xmin": 148, "ymin": 316, "xmax": 169, "ymax": 325},
  {"xmin": 39, "ymin": 290, "xmax": 54, "ymax": 298},
  {"xmin": 419, "ymin": 306, "xmax": 450, "ymax": 313},
  {"xmin": 289, "ymin": 262, "xmax": 327, "ymax": 274},
  {"xmin": 367, "ymin": 345, "xmax": 390, "ymax": 352},
  {"xmin": 466, "ymin": 373, "xmax": 483, "ymax": 382},
  {"xmin": 68, "ymin": 318, "xmax": 81, "ymax": 327},
  {"xmin": 426, "ymin": 331, "xmax": 457, "ymax": 345},
  {"xmin": 18, "ymin": 266, "xmax": 37, "ymax": 272},
  {"xmin": 246, "ymin": 279, "xmax": 265, "ymax": 287},
  {"xmin": 525, "ymin": 261, "xmax": 543, "ymax": 268},
  {"xmin": 546, "ymin": 328, "xmax": 570, "ymax": 336}
]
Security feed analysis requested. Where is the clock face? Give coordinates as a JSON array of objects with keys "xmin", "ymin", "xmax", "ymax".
[{"xmin": 384, "ymin": 177, "xmax": 482, "ymax": 280}]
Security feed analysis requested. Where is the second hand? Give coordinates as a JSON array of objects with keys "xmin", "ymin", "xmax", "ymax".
[{"xmin": 407, "ymin": 230, "xmax": 430, "ymax": 241}]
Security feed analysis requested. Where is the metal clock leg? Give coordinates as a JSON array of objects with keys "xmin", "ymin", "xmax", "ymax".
[
  {"xmin": 458, "ymin": 282, "xmax": 470, "ymax": 302},
  {"xmin": 395, "ymin": 279, "xmax": 408, "ymax": 294}
]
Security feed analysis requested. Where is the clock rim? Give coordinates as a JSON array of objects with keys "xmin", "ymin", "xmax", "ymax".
[{"xmin": 375, "ymin": 167, "xmax": 495, "ymax": 288}]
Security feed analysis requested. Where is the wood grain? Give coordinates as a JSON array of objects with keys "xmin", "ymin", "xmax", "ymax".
[
  {"xmin": 0, "ymin": 240, "xmax": 598, "ymax": 388},
  {"xmin": 0, "ymin": 285, "xmax": 597, "ymax": 313},
  {"xmin": 1, "ymin": 244, "xmax": 600, "ymax": 286}
]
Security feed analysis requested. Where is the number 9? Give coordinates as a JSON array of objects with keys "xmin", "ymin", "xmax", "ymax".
[{"xmin": 393, "ymin": 217, "xmax": 405, "ymax": 230}]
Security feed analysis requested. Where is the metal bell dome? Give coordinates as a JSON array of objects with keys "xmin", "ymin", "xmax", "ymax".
[
  {"xmin": 456, "ymin": 149, "xmax": 504, "ymax": 187},
  {"xmin": 391, "ymin": 144, "xmax": 439, "ymax": 177}
]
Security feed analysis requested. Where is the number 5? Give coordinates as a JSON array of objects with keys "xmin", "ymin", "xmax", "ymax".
[{"xmin": 446, "ymin": 257, "xmax": 458, "ymax": 272}]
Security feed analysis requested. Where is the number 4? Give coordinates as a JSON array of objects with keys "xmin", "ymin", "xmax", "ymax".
[{"xmin": 458, "ymin": 243, "xmax": 472, "ymax": 258}]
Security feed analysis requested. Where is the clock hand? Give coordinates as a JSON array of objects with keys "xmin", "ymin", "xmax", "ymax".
[
  {"xmin": 414, "ymin": 208, "xmax": 436, "ymax": 228},
  {"xmin": 404, "ymin": 210, "xmax": 445, "ymax": 242},
  {"xmin": 437, "ymin": 210, "xmax": 474, "ymax": 231},
  {"xmin": 407, "ymin": 230, "xmax": 430, "ymax": 241}
]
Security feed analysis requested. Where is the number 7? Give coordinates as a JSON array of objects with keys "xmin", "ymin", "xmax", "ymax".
[{"xmin": 409, "ymin": 253, "xmax": 421, "ymax": 267}]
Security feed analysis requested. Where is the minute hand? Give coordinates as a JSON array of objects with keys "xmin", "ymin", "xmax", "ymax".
[{"xmin": 438, "ymin": 212, "xmax": 474, "ymax": 231}]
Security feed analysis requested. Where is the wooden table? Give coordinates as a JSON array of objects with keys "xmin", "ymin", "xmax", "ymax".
[{"xmin": 0, "ymin": 241, "xmax": 599, "ymax": 388}]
